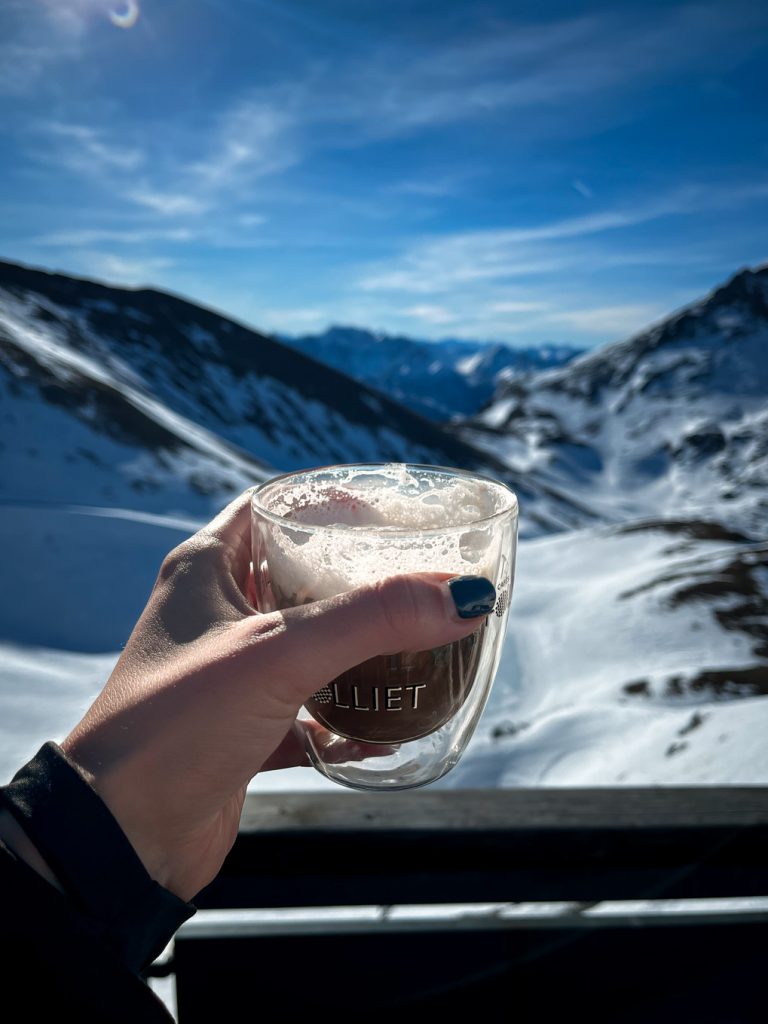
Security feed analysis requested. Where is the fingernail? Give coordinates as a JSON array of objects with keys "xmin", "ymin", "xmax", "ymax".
[{"xmin": 448, "ymin": 576, "xmax": 496, "ymax": 619}]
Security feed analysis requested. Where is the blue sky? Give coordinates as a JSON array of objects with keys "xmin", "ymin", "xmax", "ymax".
[{"xmin": 1, "ymin": 0, "xmax": 767, "ymax": 347}]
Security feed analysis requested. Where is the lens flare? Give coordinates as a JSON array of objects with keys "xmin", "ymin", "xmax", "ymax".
[{"xmin": 108, "ymin": 1, "xmax": 140, "ymax": 29}]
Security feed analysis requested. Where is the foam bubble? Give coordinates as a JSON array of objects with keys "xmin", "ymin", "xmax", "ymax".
[
  {"xmin": 254, "ymin": 467, "xmax": 515, "ymax": 604},
  {"xmin": 262, "ymin": 467, "xmax": 502, "ymax": 531}
]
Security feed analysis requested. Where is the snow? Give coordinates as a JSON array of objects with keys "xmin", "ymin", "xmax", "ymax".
[
  {"xmin": 2, "ymin": 504, "xmax": 765, "ymax": 790},
  {"xmin": 481, "ymin": 396, "xmax": 517, "ymax": 429},
  {"xmin": 475, "ymin": 365, "xmax": 766, "ymax": 539},
  {"xmin": 1, "ymin": 261, "xmax": 766, "ymax": 792},
  {"xmin": 456, "ymin": 353, "xmax": 484, "ymax": 376},
  {"xmin": 442, "ymin": 523, "xmax": 768, "ymax": 787},
  {"xmin": 1, "ymin": 312, "xmax": 242, "ymax": 468},
  {"xmin": 0, "ymin": 297, "xmax": 271, "ymax": 519}
]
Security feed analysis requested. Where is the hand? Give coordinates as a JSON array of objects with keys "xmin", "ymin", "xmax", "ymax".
[{"xmin": 61, "ymin": 490, "xmax": 491, "ymax": 901}]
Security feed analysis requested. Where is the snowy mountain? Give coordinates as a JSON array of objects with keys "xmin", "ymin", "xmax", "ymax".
[
  {"xmin": 0, "ymin": 300, "xmax": 266, "ymax": 517},
  {"xmin": 447, "ymin": 518, "xmax": 768, "ymax": 787},
  {"xmin": 283, "ymin": 325, "xmax": 581, "ymax": 421},
  {"xmin": 0, "ymin": 261, "xmax": 596, "ymax": 535},
  {"xmin": 468, "ymin": 265, "xmax": 768, "ymax": 540},
  {"xmin": 432, "ymin": 264, "xmax": 768, "ymax": 787},
  {"xmin": 0, "ymin": 259, "xmax": 766, "ymax": 792},
  {"xmin": 0, "ymin": 261, "xmax": 495, "ymax": 507}
]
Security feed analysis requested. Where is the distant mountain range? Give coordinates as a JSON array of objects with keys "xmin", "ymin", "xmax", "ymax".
[{"xmin": 282, "ymin": 325, "xmax": 581, "ymax": 421}]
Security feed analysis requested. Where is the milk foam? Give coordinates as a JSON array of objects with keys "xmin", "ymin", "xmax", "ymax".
[{"xmin": 254, "ymin": 466, "xmax": 515, "ymax": 603}]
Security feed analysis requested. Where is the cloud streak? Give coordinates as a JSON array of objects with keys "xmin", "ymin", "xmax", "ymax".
[
  {"xmin": 45, "ymin": 122, "xmax": 144, "ymax": 173},
  {"xmin": 0, "ymin": 0, "xmax": 113, "ymax": 97},
  {"xmin": 543, "ymin": 303, "xmax": 668, "ymax": 335},
  {"xmin": 256, "ymin": 2, "xmax": 768, "ymax": 144},
  {"xmin": 68, "ymin": 251, "xmax": 175, "ymax": 285},
  {"xmin": 23, "ymin": 3, "xmax": 768, "ymax": 221},
  {"xmin": 126, "ymin": 189, "xmax": 210, "ymax": 217},
  {"xmin": 358, "ymin": 181, "xmax": 768, "ymax": 295},
  {"xmin": 31, "ymin": 227, "xmax": 194, "ymax": 247}
]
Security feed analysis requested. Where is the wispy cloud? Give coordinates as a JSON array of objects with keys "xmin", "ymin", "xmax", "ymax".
[
  {"xmin": 257, "ymin": 2, "xmax": 768, "ymax": 145},
  {"xmin": 121, "ymin": 97, "xmax": 297, "ymax": 218},
  {"xmin": 0, "ymin": 42, "xmax": 76, "ymax": 96},
  {"xmin": 31, "ymin": 227, "xmax": 194, "ymax": 247},
  {"xmin": 190, "ymin": 98, "xmax": 297, "ymax": 188},
  {"xmin": 126, "ymin": 189, "xmax": 210, "ymax": 217},
  {"xmin": 38, "ymin": 0, "xmax": 101, "ymax": 38},
  {"xmin": 358, "ymin": 181, "xmax": 768, "ymax": 295},
  {"xmin": 44, "ymin": 122, "xmax": 145, "ymax": 174},
  {"xmin": 490, "ymin": 301, "xmax": 550, "ymax": 314},
  {"xmin": 257, "ymin": 307, "xmax": 331, "ymax": 333},
  {"xmin": 572, "ymin": 179, "xmax": 594, "ymax": 199},
  {"xmin": 361, "ymin": 258, "xmax": 567, "ymax": 295},
  {"xmin": 35, "ymin": 98, "xmax": 296, "ymax": 221},
  {"xmin": 75, "ymin": 252, "xmax": 174, "ymax": 284},
  {"xmin": 403, "ymin": 305, "xmax": 457, "ymax": 325},
  {"xmin": 328, "ymin": 175, "xmax": 768, "ymax": 342},
  {"xmin": 3, "ymin": 1, "xmax": 766, "ymax": 349},
  {"xmin": 238, "ymin": 212, "xmax": 267, "ymax": 227},
  {"xmin": 32, "ymin": 2, "xmax": 766, "ymax": 225},
  {"xmin": 543, "ymin": 303, "xmax": 668, "ymax": 335},
  {"xmin": 19, "ymin": 3, "xmax": 768, "ymax": 233},
  {"xmin": 358, "ymin": 217, "xmax": 617, "ymax": 295},
  {"xmin": 389, "ymin": 171, "xmax": 480, "ymax": 199},
  {"xmin": 0, "ymin": 0, "xmax": 121, "ymax": 97}
]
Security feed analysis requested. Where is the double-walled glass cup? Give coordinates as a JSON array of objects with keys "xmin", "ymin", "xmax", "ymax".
[{"xmin": 251, "ymin": 463, "xmax": 518, "ymax": 790}]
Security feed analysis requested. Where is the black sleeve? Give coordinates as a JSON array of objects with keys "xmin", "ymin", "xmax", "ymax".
[{"xmin": 1, "ymin": 742, "xmax": 196, "ymax": 1023}]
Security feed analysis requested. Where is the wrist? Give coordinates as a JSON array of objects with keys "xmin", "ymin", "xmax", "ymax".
[{"xmin": 3, "ymin": 743, "xmax": 195, "ymax": 972}]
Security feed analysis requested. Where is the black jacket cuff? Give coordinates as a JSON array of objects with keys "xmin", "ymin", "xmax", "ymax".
[{"xmin": 2, "ymin": 741, "xmax": 195, "ymax": 972}]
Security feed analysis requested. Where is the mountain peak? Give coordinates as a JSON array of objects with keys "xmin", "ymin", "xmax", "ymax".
[
  {"xmin": 705, "ymin": 264, "xmax": 768, "ymax": 315},
  {"xmin": 472, "ymin": 263, "xmax": 768, "ymax": 540}
]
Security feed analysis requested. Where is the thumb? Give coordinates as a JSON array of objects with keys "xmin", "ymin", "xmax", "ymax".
[{"xmin": 233, "ymin": 573, "xmax": 497, "ymax": 710}]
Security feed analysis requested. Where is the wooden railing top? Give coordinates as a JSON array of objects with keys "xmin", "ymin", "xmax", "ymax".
[
  {"xmin": 239, "ymin": 787, "xmax": 768, "ymax": 832},
  {"xmin": 189, "ymin": 787, "xmax": 768, "ymax": 909}
]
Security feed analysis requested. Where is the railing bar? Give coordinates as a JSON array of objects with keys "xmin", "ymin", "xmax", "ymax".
[
  {"xmin": 239, "ymin": 788, "xmax": 768, "ymax": 832},
  {"xmin": 176, "ymin": 911, "xmax": 768, "ymax": 939}
]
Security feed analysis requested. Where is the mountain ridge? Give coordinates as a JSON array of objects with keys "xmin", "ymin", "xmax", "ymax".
[
  {"xmin": 469, "ymin": 263, "xmax": 768, "ymax": 540},
  {"xmin": 0, "ymin": 258, "xmax": 591, "ymax": 534},
  {"xmin": 282, "ymin": 322, "xmax": 582, "ymax": 421}
]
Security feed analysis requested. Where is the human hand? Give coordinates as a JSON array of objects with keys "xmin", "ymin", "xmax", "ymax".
[{"xmin": 61, "ymin": 490, "xmax": 494, "ymax": 902}]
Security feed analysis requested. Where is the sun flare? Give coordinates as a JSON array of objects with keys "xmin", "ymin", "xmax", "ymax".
[{"xmin": 108, "ymin": 1, "xmax": 140, "ymax": 30}]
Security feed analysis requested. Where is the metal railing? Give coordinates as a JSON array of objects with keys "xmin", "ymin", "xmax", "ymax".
[{"xmin": 156, "ymin": 788, "xmax": 768, "ymax": 1021}]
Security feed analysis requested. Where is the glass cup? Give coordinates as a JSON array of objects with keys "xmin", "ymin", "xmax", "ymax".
[{"xmin": 251, "ymin": 463, "xmax": 518, "ymax": 790}]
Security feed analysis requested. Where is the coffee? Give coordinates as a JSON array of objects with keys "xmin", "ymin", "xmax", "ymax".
[
  {"xmin": 252, "ymin": 464, "xmax": 515, "ymax": 753},
  {"xmin": 307, "ymin": 629, "xmax": 486, "ymax": 743}
]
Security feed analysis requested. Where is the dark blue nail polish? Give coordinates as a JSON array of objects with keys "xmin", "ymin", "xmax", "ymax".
[{"xmin": 448, "ymin": 576, "xmax": 496, "ymax": 619}]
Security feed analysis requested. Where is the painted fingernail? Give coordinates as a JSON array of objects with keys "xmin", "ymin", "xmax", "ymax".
[{"xmin": 448, "ymin": 576, "xmax": 496, "ymax": 619}]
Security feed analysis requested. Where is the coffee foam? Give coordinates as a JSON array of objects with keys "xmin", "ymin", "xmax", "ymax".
[
  {"xmin": 263, "ymin": 466, "xmax": 503, "ymax": 530},
  {"xmin": 254, "ymin": 467, "xmax": 512, "ymax": 603}
]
